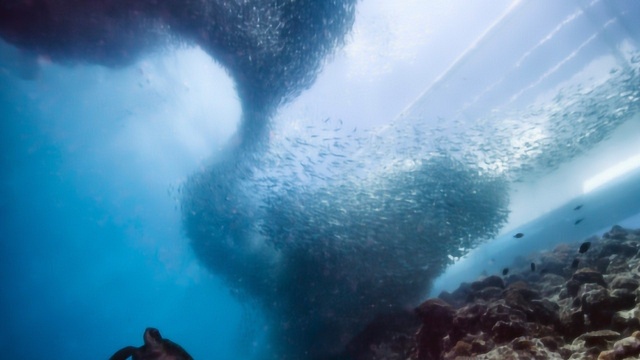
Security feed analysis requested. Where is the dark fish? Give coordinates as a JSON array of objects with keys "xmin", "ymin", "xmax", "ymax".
[
  {"xmin": 579, "ymin": 241, "xmax": 591, "ymax": 253},
  {"xmin": 530, "ymin": 262, "xmax": 536, "ymax": 272},
  {"xmin": 574, "ymin": 218, "xmax": 584, "ymax": 225},
  {"xmin": 571, "ymin": 258, "xmax": 580, "ymax": 269},
  {"xmin": 502, "ymin": 268, "xmax": 509, "ymax": 276},
  {"xmin": 574, "ymin": 204, "xmax": 583, "ymax": 211},
  {"xmin": 513, "ymin": 233, "xmax": 524, "ymax": 239}
]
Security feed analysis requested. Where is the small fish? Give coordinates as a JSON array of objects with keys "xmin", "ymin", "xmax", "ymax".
[
  {"xmin": 579, "ymin": 241, "xmax": 591, "ymax": 253},
  {"xmin": 571, "ymin": 258, "xmax": 580, "ymax": 269},
  {"xmin": 574, "ymin": 218, "xmax": 584, "ymax": 225},
  {"xmin": 513, "ymin": 233, "xmax": 524, "ymax": 239},
  {"xmin": 574, "ymin": 204, "xmax": 583, "ymax": 211},
  {"xmin": 502, "ymin": 268, "xmax": 509, "ymax": 276},
  {"xmin": 530, "ymin": 262, "xmax": 536, "ymax": 272}
]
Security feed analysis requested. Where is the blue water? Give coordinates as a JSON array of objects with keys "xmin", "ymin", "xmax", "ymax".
[
  {"xmin": 0, "ymin": 54, "xmax": 254, "ymax": 359},
  {"xmin": 1, "ymin": 1, "xmax": 640, "ymax": 359},
  {"xmin": 432, "ymin": 163, "xmax": 640, "ymax": 296}
]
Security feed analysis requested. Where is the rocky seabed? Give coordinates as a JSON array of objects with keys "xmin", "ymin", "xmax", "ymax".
[{"xmin": 364, "ymin": 225, "xmax": 640, "ymax": 360}]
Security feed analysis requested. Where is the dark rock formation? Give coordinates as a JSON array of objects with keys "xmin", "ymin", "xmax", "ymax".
[
  {"xmin": 344, "ymin": 225, "xmax": 640, "ymax": 359},
  {"xmin": 572, "ymin": 268, "xmax": 608, "ymax": 288},
  {"xmin": 470, "ymin": 275, "xmax": 505, "ymax": 292},
  {"xmin": 414, "ymin": 299, "xmax": 455, "ymax": 360}
]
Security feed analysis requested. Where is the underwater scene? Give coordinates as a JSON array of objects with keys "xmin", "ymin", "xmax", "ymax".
[{"xmin": 1, "ymin": 0, "xmax": 640, "ymax": 359}]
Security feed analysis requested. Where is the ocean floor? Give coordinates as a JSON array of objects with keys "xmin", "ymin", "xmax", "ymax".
[{"xmin": 344, "ymin": 225, "xmax": 640, "ymax": 360}]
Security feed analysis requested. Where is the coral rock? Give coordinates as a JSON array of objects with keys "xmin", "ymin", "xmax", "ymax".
[
  {"xmin": 481, "ymin": 303, "xmax": 526, "ymax": 333},
  {"xmin": 442, "ymin": 340, "xmax": 472, "ymax": 360},
  {"xmin": 415, "ymin": 298, "xmax": 455, "ymax": 327},
  {"xmin": 579, "ymin": 283, "xmax": 614, "ymax": 328},
  {"xmin": 492, "ymin": 320, "xmax": 527, "ymax": 343},
  {"xmin": 452, "ymin": 302, "xmax": 487, "ymax": 336},
  {"xmin": 599, "ymin": 242, "xmax": 638, "ymax": 259},
  {"xmin": 414, "ymin": 298, "xmax": 455, "ymax": 360},
  {"xmin": 610, "ymin": 275, "xmax": 640, "ymax": 292},
  {"xmin": 603, "ymin": 225, "xmax": 630, "ymax": 240},
  {"xmin": 597, "ymin": 349, "xmax": 616, "ymax": 360},
  {"xmin": 575, "ymin": 330, "xmax": 620, "ymax": 348},
  {"xmin": 475, "ymin": 337, "xmax": 564, "ymax": 359},
  {"xmin": 365, "ymin": 226, "xmax": 640, "ymax": 359},
  {"xmin": 473, "ymin": 286, "xmax": 504, "ymax": 301},
  {"xmin": 530, "ymin": 299, "xmax": 561, "ymax": 325},
  {"xmin": 470, "ymin": 275, "xmax": 505, "ymax": 292},
  {"xmin": 611, "ymin": 308, "xmax": 640, "ymax": 334},
  {"xmin": 572, "ymin": 268, "xmax": 608, "ymax": 288},
  {"xmin": 610, "ymin": 288, "xmax": 637, "ymax": 310},
  {"xmin": 610, "ymin": 333, "xmax": 640, "ymax": 359}
]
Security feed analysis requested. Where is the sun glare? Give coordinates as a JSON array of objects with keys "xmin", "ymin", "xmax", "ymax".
[{"xmin": 583, "ymin": 153, "xmax": 640, "ymax": 193}]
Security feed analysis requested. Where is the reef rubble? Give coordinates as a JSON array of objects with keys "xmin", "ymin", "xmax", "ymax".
[{"xmin": 345, "ymin": 225, "xmax": 640, "ymax": 360}]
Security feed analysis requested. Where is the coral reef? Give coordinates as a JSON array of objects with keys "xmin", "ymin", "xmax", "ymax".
[{"xmin": 346, "ymin": 225, "xmax": 640, "ymax": 360}]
